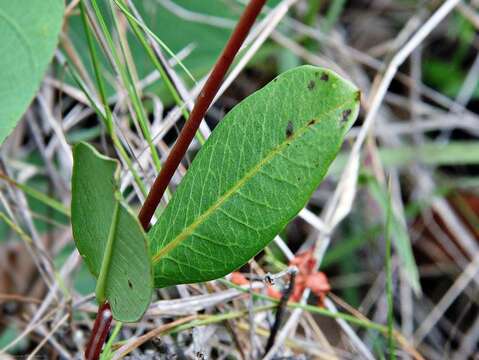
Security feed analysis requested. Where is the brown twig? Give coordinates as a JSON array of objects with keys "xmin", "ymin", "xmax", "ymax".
[
  {"xmin": 84, "ymin": 1, "xmax": 266, "ymax": 359},
  {"xmin": 0, "ymin": 293, "xmax": 42, "ymax": 304},
  {"xmin": 263, "ymin": 270, "xmax": 297, "ymax": 355},
  {"xmin": 138, "ymin": 0, "xmax": 267, "ymax": 229}
]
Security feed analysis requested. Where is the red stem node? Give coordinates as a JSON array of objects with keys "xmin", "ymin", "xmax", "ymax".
[{"xmin": 85, "ymin": 302, "xmax": 113, "ymax": 360}]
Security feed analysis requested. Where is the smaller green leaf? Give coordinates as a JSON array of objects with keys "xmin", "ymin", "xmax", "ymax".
[
  {"xmin": 71, "ymin": 142, "xmax": 152, "ymax": 322},
  {"xmin": 72, "ymin": 143, "xmax": 117, "ymax": 276},
  {"xmin": 96, "ymin": 199, "xmax": 153, "ymax": 322}
]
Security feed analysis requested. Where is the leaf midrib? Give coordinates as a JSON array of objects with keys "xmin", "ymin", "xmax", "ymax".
[{"xmin": 152, "ymin": 99, "xmax": 353, "ymax": 264}]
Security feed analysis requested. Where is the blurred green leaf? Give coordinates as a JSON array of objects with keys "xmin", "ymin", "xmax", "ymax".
[
  {"xmin": 423, "ymin": 58, "xmax": 473, "ymax": 98},
  {"xmin": 0, "ymin": 0, "xmax": 64, "ymax": 144},
  {"xmin": 330, "ymin": 141, "xmax": 479, "ymax": 175},
  {"xmin": 0, "ymin": 326, "xmax": 26, "ymax": 352}
]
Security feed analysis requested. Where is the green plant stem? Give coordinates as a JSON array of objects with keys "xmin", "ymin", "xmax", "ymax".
[
  {"xmin": 386, "ymin": 181, "xmax": 395, "ymax": 359},
  {"xmin": 95, "ymin": 201, "xmax": 119, "ymax": 303},
  {"xmin": 109, "ymin": 0, "xmax": 196, "ymax": 82},
  {"xmin": 138, "ymin": 0, "xmax": 267, "ymax": 229},
  {"xmin": 89, "ymin": 0, "xmax": 162, "ymax": 172},
  {"xmin": 304, "ymin": 0, "xmax": 322, "ymax": 26},
  {"xmin": 113, "ymin": 0, "xmax": 191, "ymax": 121},
  {"xmin": 100, "ymin": 321, "xmax": 122, "ymax": 360},
  {"xmin": 108, "ymin": 0, "xmax": 163, "ymax": 171},
  {"xmin": 0, "ymin": 172, "xmax": 69, "ymax": 217},
  {"xmin": 322, "ymin": 0, "xmax": 347, "ymax": 33},
  {"xmin": 115, "ymin": 0, "xmax": 206, "ymax": 145},
  {"xmin": 220, "ymin": 279, "xmax": 386, "ymax": 332},
  {"xmin": 0, "ymin": 212, "xmax": 32, "ymax": 244},
  {"xmin": 79, "ymin": 0, "xmax": 147, "ymax": 196}
]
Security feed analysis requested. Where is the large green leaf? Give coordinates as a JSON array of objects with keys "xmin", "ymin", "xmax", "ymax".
[
  {"xmin": 149, "ymin": 66, "xmax": 360, "ymax": 287},
  {"xmin": 0, "ymin": 0, "xmax": 64, "ymax": 144},
  {"xmin": 71, "ymin": 143, "xmax": 152, "ymax": 322}
]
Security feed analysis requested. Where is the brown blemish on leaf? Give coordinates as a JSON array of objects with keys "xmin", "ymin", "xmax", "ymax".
[
  {"xmin": 341, "ymin": 109, "xmax": 352, "ymax": 124},
  {"xmin": 128, "ymin": 279, "xmax": 133, "ymax": 289},
  {"xmin": 307, "ymin": 80, "xmax": 316, "ymax": 90},
  {"xmin": 308, "ymin": 119, "xmax": 316, "ymax": 126},
  {"xmin": 286, "ymin": 121, "xmax": 294, "ymax": 138},
  {"xmin": 355, "ymin": 90, "xmax": 361, "ymax": 102},
  {"xmin": 320, "ymin": 73, "xmax": 329, "ymax": 82}
]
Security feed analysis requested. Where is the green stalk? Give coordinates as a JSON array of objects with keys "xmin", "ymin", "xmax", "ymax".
[
  {"xmin": 220, "ymin": 279, "xmax": 387, "ymax": 332},
  {"xmin": 304, "ymin": 0, "xmax": 322, "ymax": 26},
  {"xmin": 89, "ymin": 0, "xmax": 162, "ymax": 171},
  {"xmin": 386, "ymin": 181, "xmax": 396, "ymax": 359},
  {"xmin": 79, "ymin": 0, "xmax": 147, "ymax": 196},
  {"xmin": 0, "ymin": 212, "xmax": 32, "ymax": 244},
  {"xmin": 0, "ymin": 172, "xmax": 69, "ymax": 217},
  {"xmin": 100, "ymin": 321, "xmax": 123, "ymax": 360},
  {"xmin": 108, "ymin": 0, "xmax": 162, "ymax": 171},
  {"xmin": 95, "ymin": 201, "xmax": 119, "ymax": 302},
  {"xmin": 109, "ymin": 0, "xmax": 195, "ymax": 82},
  {"xmin": 113, "ymin": 0, "xmax": 205, "ymax": 145},
  {"xmin": 168, "ymin": 304, "xmax": 276, "ymax": 333},
  {"xmin": 113, "ymin": 1, "xmax": 187, "ymax": 119},
  {"xmin": 322, "ymin": 0, "xmax": 347, "ymax": 33}
]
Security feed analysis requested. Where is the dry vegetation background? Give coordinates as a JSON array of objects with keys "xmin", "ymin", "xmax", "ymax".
[{"xmin": 1, "ymin": 0, "xmax": 479, "ymax": 359}]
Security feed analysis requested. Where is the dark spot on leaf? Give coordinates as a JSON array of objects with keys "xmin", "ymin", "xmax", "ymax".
[
  {"xmin": 341, "ymin": 109, "xmax": 352, "ymax": 125},
  {"xmin": 308, "ymin": 119, "xmax": 316, "ymax": 126},
  {"xmin": 320, "ymin": 73, "xmax": 329, "ymax": 82},
  {"xmin": 273, "ymin": 78, "xmax": 278, "ymax": 82},
  {"xmin": 286, "ymin": 121, "xmax": 294, "ymax": 138},
  {"xmin": 355, "ymin": 90, "xmax": 361, "ymax": 102},
  {"xmin": 128, "ymin": 279, "xmax": 133, "ymax": 289},
  {"xmin": 307, "ymin": 80, "xmax": 316, "ymax": 90}
]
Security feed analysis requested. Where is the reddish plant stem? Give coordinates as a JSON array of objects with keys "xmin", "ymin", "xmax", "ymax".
[
  {"xmin": 85, "ymin": 302, "xmax": 113, "ymax": 360},
  {"xmin": 138, "ymin": 0, "xmax": 267, "ymax": 229},
  {"xmin": 85, "ymin": 1, "xmax": 266, "ymax": 359}
]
